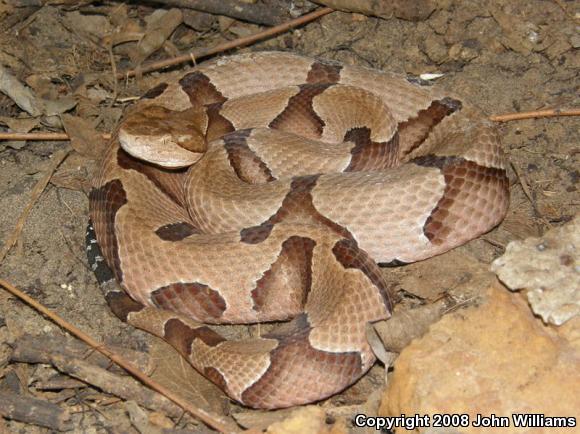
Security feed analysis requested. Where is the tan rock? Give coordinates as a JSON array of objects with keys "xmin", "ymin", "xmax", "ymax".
[
  {"xmin": 492, "ymin": 216, "xmax": 579, "ymax": 326},
  {"xmin": 379, "ymin": 285, "xmax": 579, "ymax": 433}
]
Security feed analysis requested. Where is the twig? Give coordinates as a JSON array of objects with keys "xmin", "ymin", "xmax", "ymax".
[
  {"xmin": 118, "ymin": 7, "xmax": 334, "ymax": 79},
  {"xmin": 489, "ymin": 108, "xmax": 580, "ymax": 122},
  {"xmin": 0, "ymin": 132, "xmax": 111, "ymax": 141},
  {"xmin": 0, "ymin": 277, "xmax": 239, "ymax": 434},
  {"xmin": 0, "ymin": 148, "xmax": 70, "ymax": 263}
]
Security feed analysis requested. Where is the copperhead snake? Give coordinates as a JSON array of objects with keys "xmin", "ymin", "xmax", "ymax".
[{"xmin": 87, "ymin": 51, "xmax": 509, "ymax": 409}]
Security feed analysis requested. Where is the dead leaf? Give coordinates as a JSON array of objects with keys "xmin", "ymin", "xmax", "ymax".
[
  {"xmin": 0, "ymin": 64, "xmax": 43, "ymax": 116},
  {"xmin": 0, "ymin": 116, "xmax": 39, "ymax": 133},
  {"xmin": 130, "ymin": 9, "xmax": 183, "ymax": 65},
  {"xmin": 0, "ymin": 66, "xmax": 76, "ymax": 122},
  {"xmin": 61, "ymin": 114, "xmax": 106, "ymax": 160},
  {"xmin": 148, "ymin": 338, "xmax": 227, "ymax": 416},
  {"xmin": 0, "ymin": 115, "xmax": 40, "ymax": 150},
  {"xmin": 373, "ymin": 299, "xmax": 449, "ymax": 353},
  {"xmin": 43, "ymin": 97, "xmax": 77, "ymax": 117}
]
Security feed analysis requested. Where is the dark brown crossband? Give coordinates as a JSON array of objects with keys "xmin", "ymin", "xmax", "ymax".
[
  {"xmin": 398, "ymin": 98, "xmax": 463, "ymax": 156},
  {"xmin": 240, "ymin": 175, "xmax": 353, "ymax": 244},
  {"xmin": 306, "ymin": 61, "xmax": 342, "ymax": 84},
  {"xmin": 269, "ymin": 84, "xmax": 332, "ymax": 138},
  {"xmin": 344, "ymin": 127, "xmax": 400, "ymax": 171},
  {"xmin": 223, "ymin": 130, "xmax": 276, "ymax": 184},
  {"xmin": 155, "ymin": 222, "xmax": 200, "ymax": 241},
  {"xmin": 241, "ymin": 328, "xmax": 362, "ymax": 408},
  {"xmin": 251, "ymin": 236, "xmax": 316, "ymax": 316},
  {"xmin": 152, "ymin": 282, "xmax": 227, "ymax": 321},
  {"xmin": 179, "ymin": 72, "xmax": 227, "ymax": 106}
]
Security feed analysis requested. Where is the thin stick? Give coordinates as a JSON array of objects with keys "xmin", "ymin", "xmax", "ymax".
[
  {"xmin": 489, "ymin": 108, "xmax": 580, "ymax": 122},
  {"xmin": 0, "ymin": 278, "xmax": 239, "ymax": 434},
  {"xmin": 0, "ymin": 149, "xmax": 70, "ymax": 263},
  {"xmin": 0, "ymin": 132, "xmax": 111, "ymax": 141},
  {"xmin": 118, "ymin": 7, "xmax": 334, "ymax": 79}
]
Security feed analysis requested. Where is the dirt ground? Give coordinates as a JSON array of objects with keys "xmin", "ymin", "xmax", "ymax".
[{"xmin": 0, "ymin": 0, "xmax": 578, "ymax": 432}]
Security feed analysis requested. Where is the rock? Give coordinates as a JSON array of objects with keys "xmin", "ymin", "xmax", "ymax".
[
  {"xmin": 379, "ymin": 285, "xmax": 580, "ymax": 433},
  {"xmin": 492, "ymin": 217, "xmax": 579, "ymax": 326}
]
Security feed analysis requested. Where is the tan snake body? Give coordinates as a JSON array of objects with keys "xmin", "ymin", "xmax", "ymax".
[{"xmin": 88, "ymin": 51, "xmax": 509, "ymax": 409}]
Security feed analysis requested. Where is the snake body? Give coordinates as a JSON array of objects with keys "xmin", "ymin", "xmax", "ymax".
[{"xmin": 88, "ymin": 52, "xmax": 509, "ymax": 409}]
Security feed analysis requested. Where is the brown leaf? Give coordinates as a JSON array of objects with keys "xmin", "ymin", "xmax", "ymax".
[
  {"xmin": 61, "ymin": 114, "xmax": 106, "ymax": 160},
  {"xmin": 130, "ymin": 9, "xmax": 183, "ymax": 65},
  {"xmin": 148, "ymin": 338, "xmax": 228, "ymax": 416},
  {"xmin": 0, "ymin": 115, "xmax": 40, "ymax": 150}
]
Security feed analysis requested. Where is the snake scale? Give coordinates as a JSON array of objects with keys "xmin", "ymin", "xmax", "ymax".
[{"xmin": 87, "ymin": 51, "xmax": 509, "ymax": 409}]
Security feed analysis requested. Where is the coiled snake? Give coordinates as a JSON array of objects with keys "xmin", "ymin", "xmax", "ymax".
[{"xmin": 88, "ymin": 52, "xmax": 509, "ymax": 409}]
